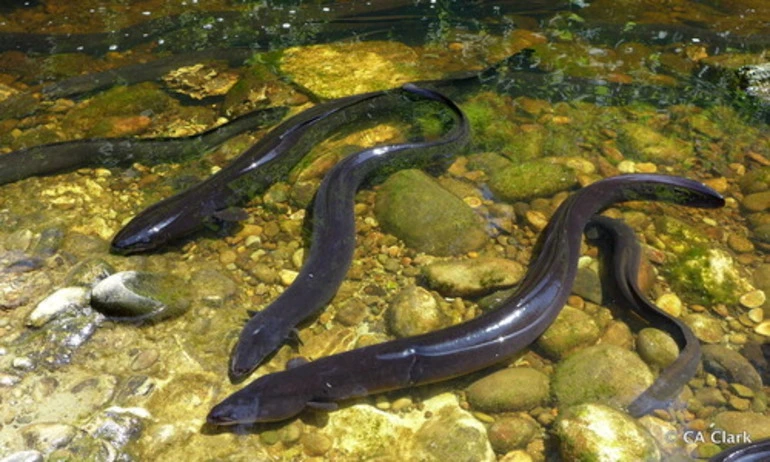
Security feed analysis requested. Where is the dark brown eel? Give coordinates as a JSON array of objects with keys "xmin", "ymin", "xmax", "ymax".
[
  {"xmin": 586, "ymin": 215, "xmax": 702, "ymax": 417},
  {"xmin": 710, "ymin": 438, "xmax": 770, "ymax": 462},
  {"xmin": 0, "ymin": 106, "xmax": 287, "ymax": 186},
  {"xmin": 109, "ymin": 85, "xmax": 448, "ymax": 254},
  {"xmin": 207, "ymin": 174, "xmax": 724, "ymax": 425},
  {"xmin": 228, "ymin": 84, "xmax": 470, "ymax": 381}
]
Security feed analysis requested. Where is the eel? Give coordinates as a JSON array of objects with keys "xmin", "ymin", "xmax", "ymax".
[
  {"xmin": 206, "ymin": 173, "xmax": 724, "ymax": 425},
  {"xmin": 710, "ymin": 439, "xmax": 770, "ymax": 462},
  {"xmin": 0, "ymin": 105, "xmax": 287, "ymax": 186},
  {"xmin": 228, "ymin": 84, "xmax": 470, "ymax": 381},
  {"xmin": 110, "ymin": 85, "xmax": 456, "ymax": 254},
  {"xmin": 585, "ymin": 215, "xmax": 701, "ymax": 417}
]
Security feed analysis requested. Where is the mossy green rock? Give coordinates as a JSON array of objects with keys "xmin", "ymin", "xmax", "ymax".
[
  {"xmin": 466, "ymin": 367, "xmax": 550, "ymax": 412},
  {"xmin": 713, "ymin": 411, "xmax": 770, "ymax": 441},
  {"xmin": 487, "ymin": 415, "xmax": 538, "ymax": 453},
  {"xmin": 552, "ymin": 344, "xmax": 654, "ymax": 409},
  {"xmin": 618, "ymin": 122, "xmax": 693, "ymax": 164},
  {"xmin": 90, "ymin": 271, "xmax": 191, "ymax": 322},
  {"xmin": 536, "ymin": 306, "xmax": 601, "ymax": 359},
  {"xmin": 487, "ymin": 160, "xmax": 577, "ymax": 202},
  {"xmin": 739, "ymin": 166, "xmax": 770, "ymax": 194},
  {"xmin": 557, "ymin": 404, "xmax": 661, "ymax": 461},
  {"xmin": 636, "ymin": 328, "xmax": 680, "ymax": 370},
  {"xmin": 655, "ymin": 216, "xmax": 752, "ymax": 305},
  {"xmin": 63, "ymin": 83, "xmax": 174, "ymax": 135},
  {"xmin": 375, "ymin": 169, "xmax": 487, "ymax": 256},
  {"xmin": 411, "ymin": 406, "xmax": 494, "ymax": 461},
  {"xmin": 421, "ymin": 257, "xmax": 525, "ymax": 297}
]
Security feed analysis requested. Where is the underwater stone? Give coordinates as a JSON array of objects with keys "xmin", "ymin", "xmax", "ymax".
[
  {"xmin": 657, "ymin": 215, "xmax": 753, "ymax": 305},
  {"xmin": 536, "ymin": 306, "xmax": 601, "ymax": 359},
  {"xmin": 713, "ymin": 411, "xmax": 770, "ymax": 442},
  {"xmin": 190, "ymin": 269, "xmax": 237, "ymax": 308},
  {"xmin": 19, "ymin": 422, "xmax": 77, "ymax": 454},
  {"xmin": 466, "ymin": 367, "xmax": 550, "ymax": 413},
  {"xmin": 682, "ymin": 313, "xmax": 724, "ymax": 344},
  {"xmin": 64, "ymin": 258, "xmax": 115, "ymax": 287},
  {"xmin": 739, "ymin": 165, "xmax": 770, "ymax": 194},
  {"xmin": 552, "ymin": 344, "xmax": 654, "ymax": 410},
  {"xmin": 556, "ymin": 404, "xmax": 660, "ymax": 461},
  {"xmin": 26, "ymin": 286, "xmax": 90, "ymax": 328},
  {"xmin": 387, "ymin": 286, "xmax": 448, "ymax": 338},
  {"xmin": 421, "ymin": 257, "xmax": 525, "ymax": 298},
  {"xmin": 0, "ymin": 451, "xmax": 43, "ymax": 462},
  {"xmin": 702, "ymin": 344, "xmax": 763, "ymax": 391},
  {"xmin": 90, "ymin": 271, "xmax": 191, "ymax": 322},
  {"xmin": 742, "ymin": 191, "xmax": 770, "ymax": 212},
  {"xmin": 636, "ymin": 328, "xmax": 680, "ymax": 370},
  {"xmin": 487, "ymin": 415, "xmax": 539, "ymax": 453},
  {"xmin": 375, "ymin": 169, "xmax": 487, "ymax": 256},
  {"xmin": 411, "ymin": 405, "xmax": 494, "ymax": 462},
  {"xmin": 617, "ymin": 122, "xmax": 693, "ymax": 164},
  {"xmin": 487, "ymin": 160, "xmax": 577, "ymax": 202}
]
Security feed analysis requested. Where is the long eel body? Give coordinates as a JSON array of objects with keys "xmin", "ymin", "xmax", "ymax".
[
  {"xmin": 710, "ymin": 439, "xmax": 770, "ymax": 462},
  {"xmin": 0, "ymin": 106, "xmax": 287, "ymax": 185},
  {"xmin": 110, "ymin": 85, "xmax": 449, "ymax": 253},
  {"xmin": 585, "ymin": 215, "xmax": 702, "ymax": 417},
  {"xmin": 228, "ymin": 84, "xmax": 470, "ymax": 381},
  {"xmin": 206, "ymin": 174, "xmax": 724, "ymax": 425}
]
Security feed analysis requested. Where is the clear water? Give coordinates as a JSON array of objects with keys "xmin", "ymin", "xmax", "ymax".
[{"xmin": 0, "ymin": 1, "xmax": 768, "ymax": 460}]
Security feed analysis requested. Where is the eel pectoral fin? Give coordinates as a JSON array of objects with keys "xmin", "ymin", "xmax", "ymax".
[{"xmin": 213, "ymin": 206, "xmax": 250, "ymax": 222}]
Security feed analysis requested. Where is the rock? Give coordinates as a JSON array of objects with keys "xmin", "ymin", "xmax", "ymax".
[
  {"xmin": 319, "ymin": 392, "xmax": 493, "ymax": 460},
  {"xmin": 26, "ymin": 286, "xmax": 90, "ymax": 328},
  {"xmin": 190, "ymin": 269, "xmax": 237, "ymax": 308},
  {"xmin": 86, "ymin": 407, "xmax": 149, "ymax": 449},
  {"xmin": 571, "ymin": 266, "xmax": 603, "ymax": 305},
  {"xmin": 556, "ymin": 404, "xmax": 660, "ymax": 461},
  {"xmin": 695, "ymin": 388, "xmax": 727, "ymax": 407},
  {"xmin": 739, "ymin": 290, "xmax": 766, "ymax": 309},
  {"xmin": 636, "ymin": 328, "xmax": 680, "ymax": 370},
  {"xmin": 0, "ymin": 451, "xmax": 43, "ymax": 462},
  {"xmin": 682, "ymin": 313, "xmax": 724, "ymax": 344},
  {"xmin": 753, "ymin": 222, "xmax": 770, "ymax": 244},
  {"xmin": 280, "ymin": 41, "xmax": 429, "ymax": 99},
  {"xmin": 637, "ymin": 415, "xmax": 680, "ymax": 456},
  {"xmin": 617, "ymin": 122, "xmax": 693, "ymax": 164},
  {"xmin": 742, "ymin": 191, "xmax": 770, "ymax": 212},
  {"xmin": 421, "ymin": 257, "xmax": 525, "ymax": 297},
  {"xmin": 487, "ymin": 415, "xmax": 539, "ymax": 453},
  {"xmin": 411, "ymin": 405, "xmax": 494, "ymax": 462},
  {"xmin": 655, "ymin": 293, "xmax": 682, "ymax": 318},
  {"xmin": 31, "ymin": 227, "xmax": 64, "ymax": 256},
  {"xmin": 466, "ymin": 367, "xmax": 550, "ymax": 413},
  {"xmin": 656, "ymin": 216, "xmax": 753, "ymax": 305},
  {"xmin": 552, "ymin": 344, "xmax": 654, "ymax": 410},
  {"xmin": 20, "ymin": 422, "xmax": 77, "ymax": 453},
  {"xmin": 739, "ymin": 165, "xmax": 770, "ymax": 194},
  {"xmin": 487, "ymin": 160, "xmax": 577, "ymax": 202},
  {"xmin": 63, "ymin": 258, "xmax": 115, "ymax": 287},
  {"xmin": 713, "ymin": 411, "xmax": 770, "ymax": 441},
  {"xmin": 90, "ymin": 271, "xmax": 191, "ymax": 322},
  {"xmin": 536, "ymin": 306, "xmax": 600, "ymax": 359},
  {"xmin": 702, "ymin": 345, "xmax": 763, "ymax": 391},
  {"xmin": 335, "ymin": 298, "xmax": 368, "ymax": 327},
  {"xmin": 387, "ymin": 286, "xmax": 449, "ymax": 338},
  {"xmin": 301, "ymin": 432, "xmax": 332, "ymax": 457},
  {"xmin": 375, "ymin": 169, "xmax": 488, "ymax": 256}
]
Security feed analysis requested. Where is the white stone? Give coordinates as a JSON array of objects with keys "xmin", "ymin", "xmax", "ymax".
[{"xmin": 27, "ymin": 287, "xmax": 89, "ymax": 327}]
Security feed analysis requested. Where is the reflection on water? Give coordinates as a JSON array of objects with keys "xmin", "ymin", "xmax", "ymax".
[{"xmin": 0, "ymin": 0, "xmax": 769, "ymax": 460}]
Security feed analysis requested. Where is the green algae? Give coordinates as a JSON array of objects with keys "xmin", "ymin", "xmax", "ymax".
[{"xmin": 487, "ymin": 160, "xmax": 577, "ymax": 202}]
